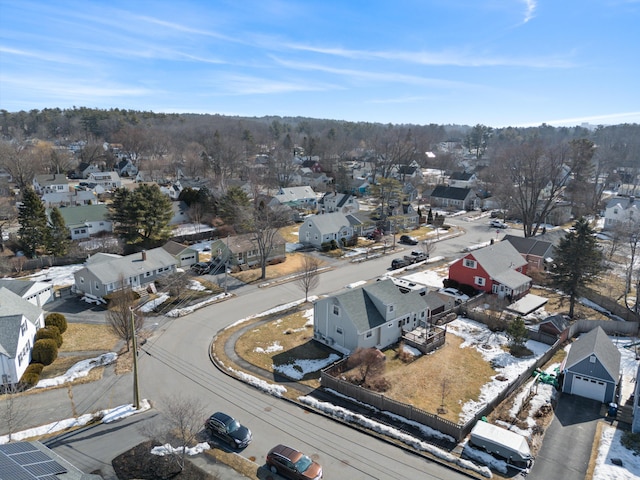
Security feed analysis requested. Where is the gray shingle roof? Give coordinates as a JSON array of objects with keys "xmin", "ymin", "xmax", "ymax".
[
  {"xmin": 565, "ymin": 326, "xmax": 621, "ymax": 381},
  {"xmin": 430, "ymin": 185, "xmax": 473, "ymax": 201},
  {"xmin": 0, "ymin": 278, "xmax": 34, "ymax": 297},
  {"xmin": 335, "ymin": 279, "xmax": 426, "ymax": 333},
  {"xmin": 502, "ymin": 235, "xmax": 554, "ymax": 258},
  {"xmin": 81, "ymin": 247, "xmax": 177, "ymax": 285},
  {"xmin": 307, "ymin": 212, "xmax": 350, "ymax": 234},
  {"xmin": 468, "ymin": 241, "xmax": 528, "ymax": 278}
]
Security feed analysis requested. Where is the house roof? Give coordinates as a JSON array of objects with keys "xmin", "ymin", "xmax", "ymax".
[
  {"xmin": 335, "ymin": 279, "xmax": 426, "ymax": 333},
  {"xmin": 55, "ymin": 204, "xmax": 109, "ymax": 227},
  {"xmin": 397, "ymin": 165, "xmax": 417, "ymax": 175},
  {"xmin": 34, "ymin": 173, "xmax": 68, "ymax": 186},
  {"xmin": 449, "ymin": 171, "xmax": 474, "ymax": 181},
  {"xmin": 305, "ymin": 212, "xmax": 351, "ymax": 234},
  {"xmin": 274, "ymin": 186, "xmax": 316, "ymax": 203},
  {"xmin": 162, "ymin": 240, "xmax": 196, "ymax": 256},
  {"xmin": 502, "ymin": 235, "xmax": 555, "ymax": 258},
  {"xmin": 429, "ymin": 185, "xmax": 473, "ymax": 201},
  {"xmin": 211, "ymin": 232, "xmax": 285, "ymax": 254},
  {"xmin": 606, "ymin": 196, "xmax": 638, "ymax": 210},
  {"xmin": 467, "ymin": 241, "xmax": 528, "ymax": 279},
  {"xmin": 539, "ymin": 314, "xmax": 570, "ymax": 333},
  {"xmin": 79, "ymin": 247, "xmax": 176, "ymax": 285},
  {"xmin": 565, "ymin": 326, "xmax": 621, "ymax": 381},
  {"xmin": 0, "ymin": 287, "xmax": 42, "ymax": 357},
  {"xmin": 0, "ymin": 278, "xmax": 41, "ymax": 298}
]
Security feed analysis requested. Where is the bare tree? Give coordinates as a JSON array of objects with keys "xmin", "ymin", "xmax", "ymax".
[
  {"xmin": 140, "ymin": 395, "xmax": 207, "ymax": 473},
  {"xmin": 0, "ymin": 382, "xmax": 30, "ymax": 442},
  {"xmin": 438, "ymin": 378, "xmax": 451, "ymax": 414},
  {"xmin": 295, "ymin": 255, "xmax": 321, "ymax": 302},
  {"xmin": 106, "ymin": 282, "xmax": 143, "ymax": 352},
  {"xmin": 347, "ymin": 348, "xmax": 386, "ymax": 385},
  {"xmin": 249, "ymin": 205, "xmax": 289, "ymax": 280}
]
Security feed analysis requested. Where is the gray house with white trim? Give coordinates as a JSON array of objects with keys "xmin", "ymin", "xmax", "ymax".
[
  {"xmin": 313, "ymin": 279, "xmax": 429, "ymax": 354},
  {"xmin": 561, "ymin": 327, "xmax": 621, "ymax": 403},
  {"xmin": 298, "ymin": 212, "xmax": 355, "ymax": 249},
  {"xmin": 73, "ymin": 247, "xmax": 177, "ymax": 300}
]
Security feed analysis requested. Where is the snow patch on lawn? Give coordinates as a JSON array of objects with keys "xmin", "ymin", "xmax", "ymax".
[
  {"xmin": 594, "ymin": 425, "xmax": 640, "ymax": 480},
  {"xmin": 275, "ymin": 355, "xmax": 340, "ymax": 380}
]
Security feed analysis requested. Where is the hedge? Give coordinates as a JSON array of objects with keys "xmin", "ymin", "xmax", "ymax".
[
  {"xmin": 31, "ymin": 339, "xmax": 58, "ymax": 366},
  {"xmin": 35, "ymin": 326, "xmax": 63, "ymax": 348},
  {"xmin": 45, "ymin": 312, "xmax": 68, "ymax": 334}
]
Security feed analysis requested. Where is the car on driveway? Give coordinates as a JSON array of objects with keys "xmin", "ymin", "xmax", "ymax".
[
  {"xmin": 399, "ymin": 235, "xmax": 418, "ymax": 245},
  {"xmin": 266, "ymin": 444, "xmax": 323, "ymax": 480},
  {"xmin": 439, "ymin": 287, "xmax": 470, "ymax": 303},
  {"xmin": 204, "ymin": 412, "xmax": 252, "ymax": 449}
]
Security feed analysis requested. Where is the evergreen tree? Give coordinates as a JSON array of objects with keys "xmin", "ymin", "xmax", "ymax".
[
  {"xmin": 47, "ymin": 207, "xmax": 70, "ymax": 256},
  {"xmin": 108, "ymin": 184, "xmax": 173, "ymax": 247},
  {"xmin": 18, "ymin": 186, "xmax": 48, "ymax": 257},
  {"xmin": 427, "ymin": 207, "xmax": 433, "ymax": 225},
  {"xmin": 551, "ymin": 217, "xmax": 607, "ymax": 317}
]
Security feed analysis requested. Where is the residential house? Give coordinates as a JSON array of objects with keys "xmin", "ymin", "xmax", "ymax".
[
  {"xmin": 313, "ymin": 278, "xmax": 429, "ymax": 354},
  {"xmin": 448, "ymin": 241, "xmax": 531, "ymax": 300},
  {"xmin": 603, "ymin": 196, "xmax": 639, "ymax": 231},
  {"xmin": 56, "ymin": 204, "xmax": 112, "ymax": 240},
  {"xmin": 302, "ymin": 171, "xmax": 331, "ymax": 189},
  {"xmin": 161, "ymin": 240, "xmax": 199, "ymax": 268},
  {"xmin": 115, "ymin": 158, "xmax": 139, "ymax": 177},
  {"xmin": 348, "ymin": 177, "xmax": 370, "ymax": 196},
  {"xmin": 269, "ymin": 186, "xmax": 317, "ymax": 210},
  {"xmin": 0, "ymin": 288, "xmax": 44, "ymax": 385},
  {"xmin": 0, "ymin": 441, "xmax": 103, "ymax": 480},
  {"xmin": 298, "ymin": 212, "xmax": 355, "ymax": 249},
  {"xmin": 502, "ymin": 235, "xmax": 555, "ymax": 271},
  {"xmin": 209, "ymin": 232, "xmax": 286, "ymax": 269},
  {"xmin": 73, "ymin": 248, "xmax": 177, "ymax": 300},
  {"xmin": 32, "ymin": 173, "xmax": 68, "ymax": 195},
  {"xmin": 317, "ymin": 192, "xmax": 360, "ymax": 214},
  {"xmin": 395, "ymin": 164, "xmax": 423, "ymax": 182},
  {"xmin": 76, "ymin": 162, "xmax": 102, "ymax": 179},
  {"xmin": 561, "ymin": 327, "xmax": 621, "ymax": 403},
  {"xmin": 448, "ymin": 171, "xmax": 477, "ymax": 188},
  {"xmin": 0, "ymin": 278, "xmax": 54, "ymax": 307},
  {"xmin": 375, "ymin": 202, "xmax": 420, "ymax": 232},
  {"xmin": 41, "ymin": 188, "xmax": 97, "ymax": 208},
  {"xmin": 428, "ymin": 185, "xmax": 479, "ymax": 211},
  {"xmin": 87, "ymin": 171, "xmax": 122, "ymax": 190},
  {"xmin": 160, "ymin": 180, "xmax": 183, "ymax": 200},
  {"xmin": 346, "ymin": 211, "xmax": 378, "ymax": 237}
]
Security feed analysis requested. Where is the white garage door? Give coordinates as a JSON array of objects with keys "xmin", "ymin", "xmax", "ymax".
[{"xmin": 571, "ymin": 374, "xmax": 607, "ymax": 402}]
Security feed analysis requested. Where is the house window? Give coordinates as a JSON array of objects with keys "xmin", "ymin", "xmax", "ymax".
[
  {"xmin": 79, "ymin": 276, "xmax": 84, "ymax": 283},
  {"xmin": 389, "ymin": 305, "xmax": 394, "ymax": 312},
  {"xmin": 589, "ymin": 355, "xmax": 596, "ymax": 363},
  {"xmin": 144, "ymin": 271, "xmax": 152, "ymax": 278},
  {"xmin": 95, "ymin": 282, "xmax": 100, "ymax": 289},
  {"xmin": 388, "ymin": 323, "xmax": 394, "ymax": 328},
  {"xmin": 474, "ymin": 276, "xmax": 486, "ymax": 286},
  {"xmin": 333, "ymin": 305, "xmax": 340, "ymax": 315},
  {"xmin": 398, "ymin": 321, "xmax": 402, "ymax": 327},
  {"xmin": 336, "ymin": 327, "xmax": 343, "ymax": 334},
  {"xmin": 464, "ymin": 259, "xmax": 477, "ymax": 269},
  {"xmin": 366, "ymin": 331, "xmax": 372, "ymax": 338}
]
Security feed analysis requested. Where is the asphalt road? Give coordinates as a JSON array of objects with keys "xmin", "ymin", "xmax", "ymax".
[{"xmin": 7, "ymin": 213, "xmax": 513, "ymax": 479}]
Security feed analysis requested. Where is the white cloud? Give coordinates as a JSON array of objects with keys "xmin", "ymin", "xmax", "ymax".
[{"xmin": 523, "ymin": 0, "xmax": 537, "ymax": 23}]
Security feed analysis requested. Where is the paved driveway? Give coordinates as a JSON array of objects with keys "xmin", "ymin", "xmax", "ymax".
[{"xmin": 529, "ymin": 393, "xmax": 602, "ymax": 480}]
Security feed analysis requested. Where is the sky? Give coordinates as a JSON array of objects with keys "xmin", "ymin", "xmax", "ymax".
[{"xmin": 1, "ymin": 1, "xmax": 639, "ymax": 128}]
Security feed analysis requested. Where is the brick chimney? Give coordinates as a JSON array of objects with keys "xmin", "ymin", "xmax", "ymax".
[{"xmin": 141, "ymin": 250, "xmax": 147, "ymax": 261}]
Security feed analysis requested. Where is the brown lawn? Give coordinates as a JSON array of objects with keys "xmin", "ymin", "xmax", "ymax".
[
  {"xmin": 278, "ymin": 225, "xmax": 301, "ymax": 244},
  {"xmin": 59, "ymin": 323, "xmax": 120, "ymax": 352},
  {"xmin": 232, "ymin": 252, "xmax": 324, "ymax": 284},
  {"xmin": 529, "ymin": 287, "xmax": 610, "ymax": 320}
]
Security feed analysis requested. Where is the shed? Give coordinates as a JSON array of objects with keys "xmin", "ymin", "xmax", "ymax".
[{"xmin": 561, "ymin": 327, "xmax": 621, "ymax": 403}]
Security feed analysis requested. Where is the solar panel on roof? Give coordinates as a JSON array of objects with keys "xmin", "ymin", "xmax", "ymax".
[{"xmin": 0, "ymin": 443, "xmax": 68, "ymax": 480}]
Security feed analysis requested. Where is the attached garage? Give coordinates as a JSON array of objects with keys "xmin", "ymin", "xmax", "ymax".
[{"xmin": 561, "ymin": 327, "xmax": 621, "ymax": 404}]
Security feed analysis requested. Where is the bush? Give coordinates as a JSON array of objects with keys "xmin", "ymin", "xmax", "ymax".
[
  {"xmin": 31, "ymin": 339, "xmax": 58, "ymax": 366},
  {"xmin": 25, "ymin": 363, "xmax": 44, "ymax": 375},
  {"xmin": 45, "ymin": 312, "xmax": 68, "ymax": 334},
  {"xmin": 19, "ymin": 369, "xmax": 40, "ymax": 386},
  {"xmin": 35, "ymin": 326, "xmax": 63, "ymax": 347}
]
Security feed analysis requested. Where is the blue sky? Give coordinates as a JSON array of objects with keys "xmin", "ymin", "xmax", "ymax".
[{"xmin": 1, "ymin": 0, "xmax": 639, "ymax": 127}]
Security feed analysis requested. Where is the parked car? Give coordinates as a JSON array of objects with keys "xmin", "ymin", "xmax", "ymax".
[
  {"xmin": 266, "ymin": 444, "xmax": 323, "ymax": 480},
  {"xmin": 399, "ymin": 235, "xmax": 419, "ymax": 245},
  {"xmin": 404, "ymin": 250, "xmax": 428, "ymax": 264},
  {"xmin": 490, "ymin": 219, "xmax": 508, "ymax": 229},
  {"xmin": 439, "ymin": 287, "xmax": 470, "ymax": 303},
  {"xmin": 204, "ymin": 412, "xmax": 252, "ymax": 449},
  {"xmin": 391, "ymin": 258, "xmax": 410, "ymax": 269},
  {"xmin": 191, "ymin": 262, "xmax": 212, "ymax": 275}
]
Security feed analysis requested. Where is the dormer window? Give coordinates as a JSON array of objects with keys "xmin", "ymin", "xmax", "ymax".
[{"xmin": 464, "ymin": 259, "xmax": 477, "ymax": 269}]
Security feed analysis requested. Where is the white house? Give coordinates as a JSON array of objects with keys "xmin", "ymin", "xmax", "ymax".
[
  {"xmin": 0, "ymin": 287, "xmax": 44, "ymax": 386},
  {"xmin": 317, "ymin": 192, "xmax": 360, "ymax": 214},
  {"xmin": 87, "ymin": 171, "xmax": 122, "ymax": 190},
  {"xmin": 32, "ymin": 173, "xmax": 68, "ymax": 195},
  {"xmin": 56, "ymin": 204, "xmax": 112, "ymax": 240},
  {"xmin": 603, "ymin": 196, "xmax": 639, "ymax": 231},
  {"xmin": 41, "ymin": 188, "xmax": 97, "ymax": 208},
  {"xmin": 269, "ymin": 186, "xmax": 317, "ymax": 210}
]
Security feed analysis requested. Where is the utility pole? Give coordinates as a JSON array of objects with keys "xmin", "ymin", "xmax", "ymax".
[
  {"xmin": 224, "ymin": 235, "xmax": 229, "ymax": 294},
  {"xmin": 130, "ymin": 308, "xmax": 140, "ymax": 410}
]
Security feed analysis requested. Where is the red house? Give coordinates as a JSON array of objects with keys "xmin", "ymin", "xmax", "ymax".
[{"xmin": 448, "ymin": 241, "xmax": 531, "ymax": 300}]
